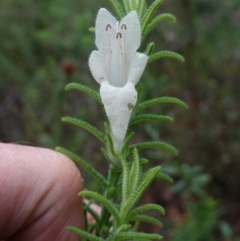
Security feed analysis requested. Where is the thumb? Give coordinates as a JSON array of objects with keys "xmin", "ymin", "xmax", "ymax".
[{"xmin": 0, "ymin": 143, "xmax": 84, "ymax": 241}]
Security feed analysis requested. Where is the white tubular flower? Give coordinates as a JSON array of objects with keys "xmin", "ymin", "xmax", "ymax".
[{"xmin": 89, "ymin": 8, "xmax": 148, "ymax": 151}]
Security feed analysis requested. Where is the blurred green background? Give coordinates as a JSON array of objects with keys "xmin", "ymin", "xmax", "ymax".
[{"xmin": 0, "ymin": 0, "xmax": 239, "ymax": 240}]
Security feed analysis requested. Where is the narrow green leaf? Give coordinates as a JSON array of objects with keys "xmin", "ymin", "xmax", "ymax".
[
  {"xmin": 141, "ymin": 0, "xmax": 164, "ymax": 37},
  {"xmin": 118, "ymin": 154, "xmax": 130, "ymax": 203},
  {"xmin": 130, "ymin": 0, "xmax": 138, "ymax": 11},
  {"xmin": 133, "ymin": 214, "xmax": 163, "ymax": 228},
  {"xmin": 56, "ymin": 147, "xmax": 108, "ymax": 188},
  {"xmin": 148, "ymin": 50, "xmax": 185, "ymax": 63},
  {"xmin": 83, "ymin": 202, "xmax": 101, "ymax": 224},
  {"xmin": 130, "ymin": 114, "xmax": 173, "ymax": 126},
  {"xmin": 136, "ymin": 82, "xmax": 143, "ymax": 96},
  {"xmin": 106, "ymin": 130, "xmax": 117, "ymax": 157},
  {"xmin": 144, "ymin": 42, "xmax": 155, "ymax": 56},
  {"xmin": 130, "ymin": 141, "xmax": 178, "ymax": 156},
  {"xmin": 136, "ymin": 83, "xmax": 143, "ymax": 107},
  {"xmin": 129, "ymin": 148, "xmax": 141, "ymax": 193},
  {"xmin": 143, "ymin": 13, "xmax": 176, "ymax": 38},
  {"xmin": 139, "ymin": 158, "xmax": 149, "ymax": 165},
  {"xmin": 123, "ymin": 0, "xmax": 131, "ymax": 12},
  {"xmin": 156, "ymin": 172, "xmax": 173, "ymax": 182},
  {"xmin": 130, "ymin": 221, "xmax": 140, "ymax": 232},
  {"xmin": 104, "ymin": 122, "xmax": 111, "ymax": 134},
  {"xmin": 101, "ymin": 147, "xmax": 114, "ymax": 164},
  {"xmin": 62, "ymin": 116, "xmax": 106, "ymax": 144},
  {"xmin": 120, "ymin": 166, "xmax": 161, "ymax": 216},
  {"xmin": 138, "ymin": 96, "xmax": 188, "ymax": 111},
  {"xmin": 65, "ymin": 83, "xmax": 101, "ymax": 102},
  {"xmin": 116, "ymin": 231, "xmax": 162, "ymax": 240},
  {"xmin": 116, "ymin": 224, "xmax": 132, "ymax": 233},
  {"xmin": 104, "ymin": 122, "xmax": 115, "ymax": 159},
  {"xmin": 80, "ymin": 190, "xmax": 120, "ymax": 223},
  {"xmin": 87, "ymin": 224, "xmax": 98, "ymax": 238},
  {"xmin": 109, "ymin": 0, "xmax": 125, "ymax": 18},
  {"xmin": 67, "ymin": 227, "xmax": 105, "ymax": 241},
  {"xmin": 137, "ymin": 0, "xmax": 147, "ymax": 19},
  {"xmin": 121, "ymin": 132, "xmax": 135, "ymax": 155},
  {"xmin": 128, "ymin": 203, "xmax": 165, "ymax": 220}
]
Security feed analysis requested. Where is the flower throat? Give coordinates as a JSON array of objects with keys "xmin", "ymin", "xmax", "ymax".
[{"xmin": 106, "ymin": 23, "xmax": 128, "ymax": 87}]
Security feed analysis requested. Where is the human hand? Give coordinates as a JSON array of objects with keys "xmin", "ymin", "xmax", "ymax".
[{"xmin": 0, "ymin": 143, "xmax": 84, "ymax": 241}]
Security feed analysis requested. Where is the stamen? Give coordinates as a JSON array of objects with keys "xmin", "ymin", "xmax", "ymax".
[
  {"xmin": 121, "ymin": 24, "xmax": 127, "ymax": 30},
  {"xmin": 116, "ymin": 32, "xmax": 122, "ymax": 39},
  {"xmin": 106, "ymin": 24, "xmax": 112, "ymax": 31},
  {"xmin": 106, "ymin": 24, "xmax": 112, "ymax": 84}
]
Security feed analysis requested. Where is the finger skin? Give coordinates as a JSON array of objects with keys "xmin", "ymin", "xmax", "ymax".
[{"xmin": 0, "ymin": 143, "xmax": 84, "ymax": 241}]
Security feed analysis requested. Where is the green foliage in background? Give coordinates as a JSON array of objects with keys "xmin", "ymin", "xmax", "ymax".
[{"xmin": 171, "ymin": 198, "xmax": 218, "ymax": 241}]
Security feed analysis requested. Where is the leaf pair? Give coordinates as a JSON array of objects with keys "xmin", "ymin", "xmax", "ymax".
[{"xmin": 118, "ymin": 149, "xmax": 162, "ymax": 220}]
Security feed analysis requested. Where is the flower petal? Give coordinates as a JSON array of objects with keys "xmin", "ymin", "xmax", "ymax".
[
  {"xmin": 127, "ymin": 52, "xmax": 148, "ymax": 85},
  {"xmin": 89, "ymin": 50, "xmax": 107, "ymax": 84},
  {"xmin": 120, "ymin": 11, "xmax": 141, "ymax": 53},
  {"xmin": 100, "ymin": 81, "xmax": 137, "ymax": 150},
  {"xmin": 95, "ymin": 8, "xmax": 117, "ymax": 53}
]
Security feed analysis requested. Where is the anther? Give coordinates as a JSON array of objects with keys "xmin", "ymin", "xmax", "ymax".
[
  {"xmin": 121, "ymin": 24, "xmax": 127, "ymax": 30},
  {"xmin": 116, "ymin": 32, "xmax": 122, "ymax": 39},
  {"xmin": 106, "ymin": 24, "xmax": 112, "ymax": 31}
]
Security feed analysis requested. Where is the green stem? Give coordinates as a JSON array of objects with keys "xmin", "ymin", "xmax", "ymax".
[{"xmin": 99, "ymin": 165, "xmax": 120, "ymax": 238}]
